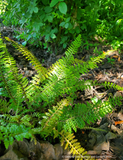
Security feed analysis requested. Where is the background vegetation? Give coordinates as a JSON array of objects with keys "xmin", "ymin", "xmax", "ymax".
[{"xmin": 1, "ymin": 0, "xmax": 123, "ymax": 52}]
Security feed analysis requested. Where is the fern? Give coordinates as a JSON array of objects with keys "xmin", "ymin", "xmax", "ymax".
[
  {"xmin": 5, "ymin": 37, "xmax": 48, "ymax": 83},
  {"xmin": 0, "ymin": 34, "xmax": 122, "ymax": 159},
  {"xmin": 59, "ymin": 130, "xmax": 95, "ymax": 160},
  {"xmin": 0, "ymin": 114, "xmax": 33, "ymax": 148},
  {"xmin": 96, "ymin": 81, "xmax": 123, "ymax": 91}
]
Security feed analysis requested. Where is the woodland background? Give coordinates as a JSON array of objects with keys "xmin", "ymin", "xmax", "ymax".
[{"xmin": 1, "ymin": 0, "xmax": 123, "ymax": 52}]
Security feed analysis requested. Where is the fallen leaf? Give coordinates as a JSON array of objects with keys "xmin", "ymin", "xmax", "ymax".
[
  {"xmin": 113, "ymin": 55, "xmax": 119, "ymax": 58},
  {"xmin": 118, "ymin": 57, "xmax": 120, "ymax": 62},
  {"xmin": 115, "ymin": 120, "xmax": 123, "ymax": 125}
]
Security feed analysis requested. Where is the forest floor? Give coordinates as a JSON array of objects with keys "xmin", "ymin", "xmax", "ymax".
[{"xmin": 1, "ymin": 24, "xmax": 123, "ymax": 160}]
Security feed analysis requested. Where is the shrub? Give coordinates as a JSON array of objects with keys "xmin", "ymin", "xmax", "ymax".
[
  {"xmin": 2, "ymin": 0, "xmax": 123, "ymax": 51},
  {"xmin": 0, "ymin": 34, "xmax": 122, "ymax": 158}
]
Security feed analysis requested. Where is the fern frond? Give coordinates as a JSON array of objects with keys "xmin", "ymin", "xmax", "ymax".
[
  {"xmin": 82, "ymin": 126, "xmax": 107, "ymax": 132},
  {"xmin": 40, "ymin": 98, "xmax": 71, "ymax": 136},
  {"xmin": 1, "ymin": 33, "xmax": 120, "ymax": 160},
  {"xmin": 48, "ymin": 35, "xmax": 82, "ymax": 76},
  {"xmin": 0, "ymin": 35, "xmax": 31, "ymax": 109},
  {"xmin": 40, "ymin": 47, "xmax": 113, "ymax": 106},
  {"xmin": 5, "ymin": 37, "xmax": 48, "ymax": 83},
  {"xmin": 1, "ymin": 35, "xmax": 44, "ymax": 111},
  {"xmin": 58, "ymin": 96, "xmax": 117, "ymax": 134},
  {"xmin": 96, "ymin": 81, "xmax": 123, "ymax": 91},
  {"xmin": 0, "ymin": 114, "xmax": 34, "ymax": 148},
  {"xmin": 0, "ymin": 99, "xmax": 10, "ymax": 113},
  {"xmin": 0, "ymin": 38, "xmax": 18, "ymax": 105},
  {"xmin": 60, "ymin": 130, "xmax": 94, "ymax": 160},
  {"xmin": 65, "ymin": 34, "xmax": 82, "ymax": 57}
]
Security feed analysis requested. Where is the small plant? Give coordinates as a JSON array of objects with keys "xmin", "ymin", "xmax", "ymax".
[
  {"xmin": 93, "ymin": 46, "xmax": 103, "ymax": 55},
  {"xmin": 107, "ymin": 57, "xmax": 115, "ymax": 65},
  {"xmin": 82, "ymin": 40, "xmax": 95, "ymax": 50},
  {"xmin": 0, "ymin": 34, "xmax": 123, "ymax": 159},
  {"xmin": 2, "ymin": 0, "xmax": 123, "ymax": 52}
]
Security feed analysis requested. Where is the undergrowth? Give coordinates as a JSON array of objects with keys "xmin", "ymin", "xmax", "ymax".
[{"xmin": 0, "ymin": 34, "xmax": 123, "ymax": 159}]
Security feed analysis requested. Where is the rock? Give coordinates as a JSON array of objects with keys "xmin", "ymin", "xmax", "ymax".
[
  {"xmin": 96, "ymin": 134, "xmax": 105, "ymax": 144},
  {"xmin": 13, "ymin": 139, "xmax": 29, "ymax": 158},
  {"xmin": 105, "ymin": 132, "xmax": 117, "ymax": 141},
  {"xmin": 54, "ymin": 143, "xmax": 63, "ymax": 160},
  {"xmin": 40, "ymin": 141, "xmax": 56, "ymax": 160},
  {"xmin": 93, "ymin": 141, "xmax": 110, "ymax": 154},
  {"xmin": 0, "ymin": 145, "xmax": 21, "ymax": 160},
  {"xmin": 110, "ymin": 137, "xmax": 123, "ymax": 159},
  {"xmin": 13, "ymin": 139, "xmax": 55, "ymax": 160},
  {"xmin": 87, "ymin": 123, "xmax": 108, "ymax": 150},
  {"xmin": 89, "ymin": 137, "xmax": 109, "ymax": 155},
  {"xmin": 54, "ymin": 143, "xmax": 72, "ymax": 160},
  {"xmin": 99, "ymin": 122, "xmax": 109, "ymax": 131},
  {"xmin": 100, "ymin": 116, "xmax": 109, "ymax": 126},
  {"xmin": 87, "ymin": 132, "xmax": 97, "ymax": 149},
  {"xmin": 87, "ymin": 150, "xmax": 98, "ymax": 159},
  {"xmin": 62, "ymin": 147, "xmax": 72, "ymax": 160},
  {"xmin": 0, "ymin": 140, "xmax": 74, "ymax": 160},
  {"xmin": 29, "ymin": 141, "xmax": 42, "ymax": 160}
]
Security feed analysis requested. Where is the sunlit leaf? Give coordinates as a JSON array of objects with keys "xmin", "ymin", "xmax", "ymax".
[
  {"xmin": 51, "ymin": 33, "xmax": 56, "ymax": 39},
  {"xmin": 22, "ymin": 41, "xmax": 27, "ymax": 46},
  {"xmin": 65, "ymin": 23, "xmax": 69, "ymax": 29},
  {"xmin": 59, "ymin": 22, "xmax": 65, "ymax": 27},
  {"xmin": 59, "ymin": 2, "xmax": 67, "ymax": 14},
  {"xmin": 33, "ymin": 7, "xmax": 38, "ymax": 13}
]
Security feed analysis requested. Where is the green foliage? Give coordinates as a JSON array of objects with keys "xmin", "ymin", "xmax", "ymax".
[
  {"xmin": 0, "ymin": 34, "xmax": 123, "ymax": 157},
  {"xmin": 60, "ymin": 130, "xmax": 89, "ymax": 159},
  {"xmin": 2, "ymin": 0, "xmax": 123, "ymax": 51},
  {"xmin": 107, "ymin": 57, "xmax": 115, "ymax": 65},
  {"xmin": 0, "ymin": 0, "xmax": 7, "ymax": 15}
]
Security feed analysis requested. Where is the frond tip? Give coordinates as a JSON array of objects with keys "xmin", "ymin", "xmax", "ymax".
[
  {"xmin": 60, "ymin": 130, "xmax": 94, "ymax": 160},
  {"xmin": 5, "ymin": 37, "xmax": 48, "ymax": 83}
]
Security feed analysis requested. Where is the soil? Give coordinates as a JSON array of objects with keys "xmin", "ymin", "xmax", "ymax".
[{"xmin": 1, "ymin": 23, "xmax": 123, "ymax": 160}]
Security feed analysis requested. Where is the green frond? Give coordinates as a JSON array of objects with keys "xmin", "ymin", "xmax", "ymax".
[
  {"xmin": 5, "ymin": 37, "xmax": 48, "ymax": 83},
  {"xmin": 40, "ymin": 98, "xmax": 71, "ymax": 136},
  {"xmin": 0, "ymin": 32, "xmax": 122, "ymax": 160},
  {"xmin": 97, "ymin": 81, "xmax": 123, "ymax": 91},
  {"xmin": 58, "ymin": 97, "xmax": 117, "ymax": 134},
  {"xmin": 0, "ymin": 38, "xmax": 18, "ymax": 105},
  {"xmin": 46, "ymin": 35, "xmax": 82, "ymax": 84},
  {"xmin": 0, "ymin": 99, "xmax": 10, "ymax": 113},
  {"xmin": 60, "ymin": 130, "xmax": 94, "ymax": 160},
  {"xmin": 74, "ymin": 58, "xmax": 84, "ymax": 65},
  {"xmin": 108, "ymin": 96, "xmax": 123, "ymax": 107},
  {"xmin": 0, "ymin": 35, "xmax": 31, "ymax": 109},
  {"xmin": 82, "ymin": 126, "xmax": 107, "ymax": 132},
  {"xmin": 0, "ymin": 114, "xmax": 34, "ymax": 149},
  {"xmin": 40, "ymin": 47, "xmax": 113, "ymax": 106},
  {"xmin": 65, "ymin": 34, "xmax": 82, "ymax": 57}
]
